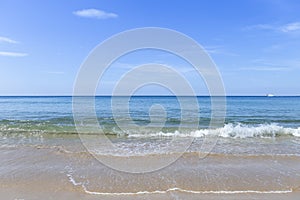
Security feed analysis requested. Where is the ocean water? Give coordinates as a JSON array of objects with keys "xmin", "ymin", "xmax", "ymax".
[
  {"xmin": 1, "ymin": 96, "xmax": 300, "ymax": 135},
  {"xmin": 1, "ymin": 96, "xmax": 300, "ymax": 199}
]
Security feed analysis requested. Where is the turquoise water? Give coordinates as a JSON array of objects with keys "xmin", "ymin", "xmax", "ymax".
[
  {"xmin": 1, "ymin": 96, "xmax": 300, "ymax": 196},
  {"xmin": 0, "ymin": 96, "xmax": 299, "ymax": 137}
]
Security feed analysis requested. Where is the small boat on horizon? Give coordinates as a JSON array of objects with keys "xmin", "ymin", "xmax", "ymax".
[{"xmin": 266, "ymin": 93, "xmax": 275, "ymax": 97}]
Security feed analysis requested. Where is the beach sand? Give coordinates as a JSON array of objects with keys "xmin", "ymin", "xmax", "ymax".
[{"xmin": 1, "ymin": 138, "xmax": 300, "ymax": 200}]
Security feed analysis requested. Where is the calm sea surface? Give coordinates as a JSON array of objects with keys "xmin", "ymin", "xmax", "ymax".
[{"xmin": 1, "ymin": 96, "xmax": 300, "ymax": 133}]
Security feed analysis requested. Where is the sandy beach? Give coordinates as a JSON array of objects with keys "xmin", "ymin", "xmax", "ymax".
[{"xmin": 1, "ymin": 133, "xmax": 300, "ymax": 199}]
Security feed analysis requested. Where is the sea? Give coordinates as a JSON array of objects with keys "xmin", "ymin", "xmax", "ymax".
[{"xmin": 1, "ymin": 96, "xmax": 300, "ymax": 199}]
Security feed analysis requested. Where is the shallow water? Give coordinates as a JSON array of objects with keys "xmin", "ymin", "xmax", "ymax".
[{"xmin": 1, "ymin": 96, "xmax": 300, "ymax": 199}]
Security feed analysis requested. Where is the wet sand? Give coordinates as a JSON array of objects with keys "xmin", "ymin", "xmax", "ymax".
[{"xmin": 1, "ymin": 138, "xmax": 300, "ymax": 200}]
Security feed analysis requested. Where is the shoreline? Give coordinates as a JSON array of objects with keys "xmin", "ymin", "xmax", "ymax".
[{"xmin": 1, "ymin": 143, "xmax": 300, "ymax": 199}]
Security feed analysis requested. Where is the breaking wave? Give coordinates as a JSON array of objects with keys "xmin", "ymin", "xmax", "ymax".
[{"xmin": 128, "ymin": 123, "xmax": 300, "ymax": 138}]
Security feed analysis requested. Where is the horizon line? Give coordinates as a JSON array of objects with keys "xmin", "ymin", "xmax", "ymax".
[{"xmin": 0, "ymin": 95, "xmax": 299, "ymax": 97}]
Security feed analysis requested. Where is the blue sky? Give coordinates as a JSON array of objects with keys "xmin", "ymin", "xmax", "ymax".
[{"xmin": 0, "ymin": 0, "xmax": 300, "ymax": 95}]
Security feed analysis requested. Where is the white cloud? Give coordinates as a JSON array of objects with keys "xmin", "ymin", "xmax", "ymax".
[
  {"xmin": 0, "ymin": 37, "xmax": 26, "ymax": 57},
  {"xmin": 0, "ymin": 51, "xmax": 28, "ymax": 57},
  {"xmin": 280, "ymin": 22, "xmax": 300, "ymax": 32},
  {"xmin": 73, "ymin": 9, "xmax": 118, "ymax": 19},
  {"xmin": 245, "ymin": 22, "xmax": 300, "ymax": 33},
  {"xmin": 238, "ymin": 59, "xmax": 300, "ymax": 71},
  {"xmin": 0, "ymin": 36, "xmax": 18, "ymax": 44},
  {"xmin": 203, "ymin": 45, "xmax": 238, "ymax": 56}
]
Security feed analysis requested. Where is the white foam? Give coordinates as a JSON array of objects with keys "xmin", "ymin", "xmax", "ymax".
[
  {"xmin": 128, "ymin": 124, "xmax": 300, "ymax": 138},
  {"xmin": 65, "ymin": 166, "xmax": 294, "ymax": 196},
  {"xmin": 65, "ymin": 167, "xmax": 85, "ymax": 187},
  {"xmin": 82, "ymin": 187, "xmax": 293, "ymax": 195},
  {"xmin": 291, "ymin": 127, "xmax": 300, "ymax": 137}
]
